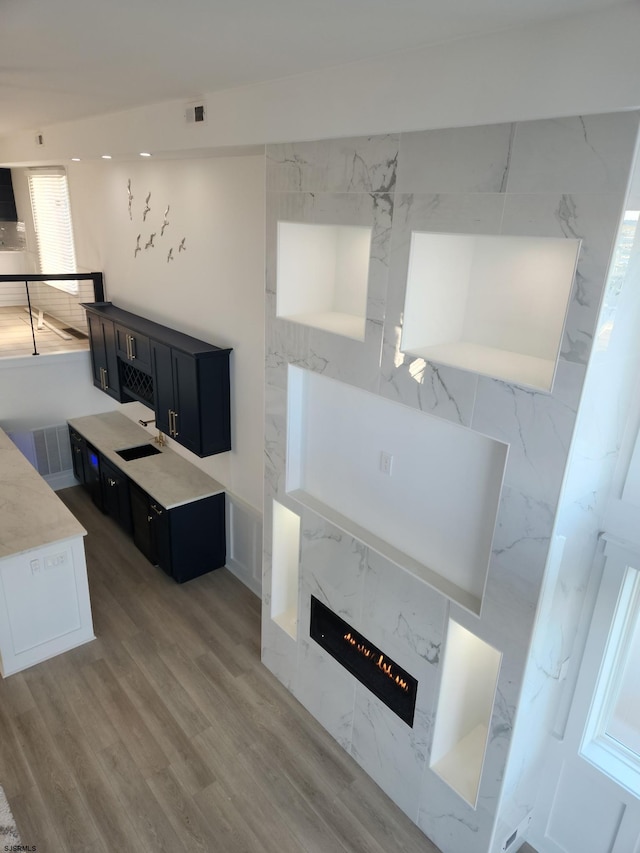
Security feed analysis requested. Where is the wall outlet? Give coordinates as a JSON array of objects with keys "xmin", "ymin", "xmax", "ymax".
[{"xmin": 380, "ymin": 451, "xmax": 393, "ymax": 476}]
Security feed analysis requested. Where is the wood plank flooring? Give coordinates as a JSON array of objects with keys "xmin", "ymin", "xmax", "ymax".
[{"xmin": 0, "ymin": 486, "xmax": 442, "ymax": 853}]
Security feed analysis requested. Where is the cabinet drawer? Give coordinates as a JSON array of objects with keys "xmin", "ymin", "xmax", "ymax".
[{"xmin": 115, "ymin": 324, "xmax": 151, "ymax": 372}]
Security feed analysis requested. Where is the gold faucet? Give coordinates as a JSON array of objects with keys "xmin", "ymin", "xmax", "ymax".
[{"xmin": 154, "ymin": 430, "xmax": 166, "ymax": 447}]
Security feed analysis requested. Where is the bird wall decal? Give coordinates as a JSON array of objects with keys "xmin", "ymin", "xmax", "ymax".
[
  {"xmin": 178, "ymin": 238, "xmax": 186, "ymax": 252},
  {"xmin": 161, "ymin": 205, "xmax": 170, "ymax": 236},
  {"xmin": 145, "ymin": 233, "xmax": 156, "ymax": 250},
  {"xmin": 167, "ymin": 248, "xmax": 174, "ymax": 263},
  {"xmin": 127, "ymin": 180, "xmax": 134, "ymax": 220},
  {"xmin": 134, "ymin": 234, "xmax": 141, "ymax": 257},
  {"xmin": 143, "ymin": 192, "xmax": 151, "ymax": 222}
]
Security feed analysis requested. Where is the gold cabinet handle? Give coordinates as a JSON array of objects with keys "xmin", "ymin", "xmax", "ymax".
[
  {"xmin": 100, "ymin": 366, "xmax": 109, "ymax": 390},
  {"xmin": 147, "ymin": 515, "xmax": 153, "ymax": 523},
  {"xmin": 108, "ymin": 477, "xmax": 117, "ymax": 487},
  {"xmin": 168, "ymin": 409, "xmax": 178, "ymax": 437},
  {"xmin": 150, "ymin": 504, "xmax": 163, "ymax": 516}
]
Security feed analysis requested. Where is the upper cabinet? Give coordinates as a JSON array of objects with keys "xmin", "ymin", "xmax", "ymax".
[
  {"xmin": 151, "ymin": 339, "xmax": 231, "ymax": 457},
  {"xmin": 86, "ymin": 312, "xmax": 123, "ymax": 401},
  {"xmin": 114, "ymin": 323, "xmax": 152, "ymax": 374},
  {"xmin": 83, "ymin": 302, "xmax": 232, "ymax": 457}
]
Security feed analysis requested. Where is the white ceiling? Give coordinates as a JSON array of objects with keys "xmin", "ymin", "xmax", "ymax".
[{"xmin": 0, "ymin": 0, "xmax": 626, "ymax": 138}]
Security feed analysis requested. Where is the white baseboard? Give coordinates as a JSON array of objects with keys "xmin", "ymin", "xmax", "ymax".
[{"xmin": 46, "ymin": 470, "xmax": 78, "ymax": 491}]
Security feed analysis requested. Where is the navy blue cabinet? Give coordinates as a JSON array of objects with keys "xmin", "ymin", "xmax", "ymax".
[
  {"xmin": 151, "ymin": 340, "xmax": 230, "ymax": 457},
  {"xmin": 100, "ymin": 457, "xmax": 132, "ymax": 535},
  {"xmin": 86, "ymin": 312, "xmax": 124, "ymax": 402},
  {"xmin": 129, "ymin": 482, "xmax": 225, "ymax": 583},
  {"xmin": 83, "ymin": 302, "xmax": 231, "ymax": 458}
]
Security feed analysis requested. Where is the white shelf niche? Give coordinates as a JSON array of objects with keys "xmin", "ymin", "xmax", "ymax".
[
  {"xmin": 271, "ymin": 499, "xmax": 301, "ymax": 639},
  {"xmin": 430, "ymin": 620, "xmax": 502, "ymax": 807},
  {"xmin": 402, "ymin": 231, "xmax": 581, "ymax": 391},
  {"xmin": 286, "ymin": 365, "xmax": 508, "ymax": 615},
  {"xmin": 277, "ymin": 221, "xmax": 372, "ymax": 342}
]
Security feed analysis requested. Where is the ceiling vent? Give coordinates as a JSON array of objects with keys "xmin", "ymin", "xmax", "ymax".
[{"xmin": 185, "ymin": 102, "xmax": 207, "ymax": 125}]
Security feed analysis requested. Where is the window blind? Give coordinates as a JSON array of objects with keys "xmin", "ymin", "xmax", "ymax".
[{"xmin": 28, "ymin": 168, "xmax": 78, "ymax": 294}]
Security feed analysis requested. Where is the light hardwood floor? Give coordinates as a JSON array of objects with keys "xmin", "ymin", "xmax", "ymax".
[{"xmin": 0, "ymin": 486, "xmax": 442, "ymax": 853}]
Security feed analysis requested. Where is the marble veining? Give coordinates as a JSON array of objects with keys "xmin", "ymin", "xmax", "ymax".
[{"xmin": 262, "ymin": 115, "xmax": 639, "ymax": 853}]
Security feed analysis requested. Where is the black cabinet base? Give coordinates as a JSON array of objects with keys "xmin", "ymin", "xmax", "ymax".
[{"xmin": 129, "ymin": 483, "xmax": 225, "ymax": 583}]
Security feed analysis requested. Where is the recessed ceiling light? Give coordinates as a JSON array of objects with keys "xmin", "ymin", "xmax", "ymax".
[
  {"xmin": 139, "ymin": 152, "xmax": 151, "ymax": 157},
  {"xmin": 101, "ymin": 154, "xmax": 112, "ymax": 160},
  {"xmin": 71, "ymin": 157, "xmax": 81, "ymax": 162}
]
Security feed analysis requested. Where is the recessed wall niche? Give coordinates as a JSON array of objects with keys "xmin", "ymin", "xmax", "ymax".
[
  {"xmin": 430, "ymin": 620, "xmax": 502, "ymax": 807},
  {"xmin": 277, "ymin": 221, "xmax": 372, "ymax": 341},
  {"xmin": 401, "ymin": 232, "xmax": 581, "ymax": 391},
  {"xmin": 286, "ymin": 365, "xmax": 508, "ymax": 614},
  {"xmin": 270, "ymin": 499, "xmax": 301, "ymax": 638}
]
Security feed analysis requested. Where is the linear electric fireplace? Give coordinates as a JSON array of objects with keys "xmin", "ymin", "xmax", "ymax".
[{"xmin": 309, "ymin": 595, "xmax": 418, "ymax": 726}]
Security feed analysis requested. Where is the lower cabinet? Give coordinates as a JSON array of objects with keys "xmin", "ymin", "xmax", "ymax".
[
  {"xmin": 70, "ymin": 426, "xmax": 226, "ymax": 583},
  {"xmin": 129, "ymin": 483, "xmax": 225, "ymax": 583}
]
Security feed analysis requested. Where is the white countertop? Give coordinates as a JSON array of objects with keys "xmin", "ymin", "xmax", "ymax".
[
  {"xmin": 0, "ymin": 428, "xmax": 86, "ymax": 559},
  {"xmin": 67, "ymin": 411, "xmax": 225, "ymax": 509}
]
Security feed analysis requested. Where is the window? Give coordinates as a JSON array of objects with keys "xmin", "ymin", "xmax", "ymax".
[
  {"xmin": 581, "ymin": 546, "xmax": 640, "ymax": 798},
  {"xmin": 27, "ymin": 168, "xmax": 78, "ymax": 294}
]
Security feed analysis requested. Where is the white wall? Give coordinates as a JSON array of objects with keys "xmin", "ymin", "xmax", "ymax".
[
  {"xmin": 63, "ymin": 154, "xmax": 266, "ymax": 513},
  {"xmin": 0, "ymin": 3, "xmax": 638, "ymax": 165},
  {"xmin": 0, "ymin": 352, "xmax": 118, "ymax": 432}
]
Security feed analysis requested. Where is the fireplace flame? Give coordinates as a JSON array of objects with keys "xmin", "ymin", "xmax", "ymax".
[{"xmin": 343, "ymin": 632, "xmax": 410, "ymax": 692}]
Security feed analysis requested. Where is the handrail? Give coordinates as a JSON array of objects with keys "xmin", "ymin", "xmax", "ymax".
[
  {"xmin": 0, "ymin": 272, "xmax": 104, "ymax": 301},
  {"xmin": 0, "ymin": 272, "xmax": 104, "ymax": 356}
]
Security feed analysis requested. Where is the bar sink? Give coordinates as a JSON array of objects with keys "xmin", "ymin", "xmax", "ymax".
[{"xmin": 116, "ymin": 444, "xmax": 162, "ymax": 461}]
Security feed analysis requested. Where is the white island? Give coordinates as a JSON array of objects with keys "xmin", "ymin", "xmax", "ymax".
[{"xmin": 0, "ymin": 427, "xmax": 94, "ymax": 677}]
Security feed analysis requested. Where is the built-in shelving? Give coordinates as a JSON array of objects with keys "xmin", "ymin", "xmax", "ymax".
[
  {"xmin": 286, "ymin": 366, "xmax": 508, "ymax": 615},
  {"xmin": 402, "ymin": 232, "xmax": 581, "ymax": 391},
  {"xmin": 277, "ymin": 221, "xmax": 372, "ymax": 341},
  {"xmin": 271, "ymin": 499, "xmax": 301, "ymax": 638},
  {"xmin": 430, "ymin": 620, "xmax": 502, "ymax": 807}
]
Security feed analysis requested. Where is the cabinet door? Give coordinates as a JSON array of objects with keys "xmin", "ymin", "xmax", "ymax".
[
  {"xmin": 151, "ymin": 340, "xmax": 174, "ymax": 437},
  {"xmin": 69, "ymin": 428, "xmax": 87, "ymax": 485},
  {"xmin": 86, "ymin": 313, "xmax": 122, "ymax": 401},
  {"xmin": 100, "ymin": 458, "xmax": 132, "ymax": 534},
  {"xmin": 115, "ymin": 324, "xmax": 151, "ymax": 373},
  {"xmin": 130, "ymin": 483, "xmax": 154, "ymax": 563},
  {"xmin": 171, "ymin": 349, "xmax": 201, "ymax": 455},
  {"xmin": 129, "ymin": 482, "xmax": 172, "ymax": 576},
  {"xmin": 86, "ymin": 314, "xmax": 107, "ymax": 389},
  {"xmin": 149, "ymin": 500, "xmax": 172, "ymax": 577}
]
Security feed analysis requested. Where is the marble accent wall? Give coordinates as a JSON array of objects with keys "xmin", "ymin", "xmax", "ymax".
[{"xmin": 262, "ymin": 113, "xmax": 640, "ymax": 853}]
